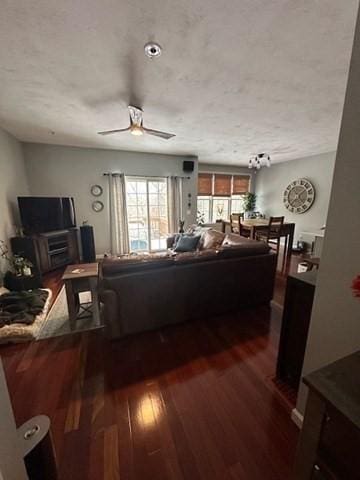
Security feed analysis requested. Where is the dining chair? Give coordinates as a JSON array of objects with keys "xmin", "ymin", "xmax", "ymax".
[
  {"xmin": 256, "ymin": 216, "xmax": 284, "ymax": 256},
  {"xmin": 239, "ymin": 219, "xmax": 250, "ymax": 238},
  {"xmin": 230, "ymin": 213, "xmax": 243, "ymax": 234}
]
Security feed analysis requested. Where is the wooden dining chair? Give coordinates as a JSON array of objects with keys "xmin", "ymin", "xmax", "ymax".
[
  {"xmin": 230, "ymin": 213, "xmax": 243, "ymax": 234},
  {"xmin": 239, "ymin": 220, "xmax": 250, "ymax": 238},
  {"xmin": 256, "ymin": 216, "xmax": 284, "ymax": 256}
]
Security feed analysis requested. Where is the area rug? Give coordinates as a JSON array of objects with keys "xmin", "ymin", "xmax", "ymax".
[
  {"xmin": 0, "ymin": 288, "xmax": 52, "ymax": 344},
  {"xmin": 37, "ymin": 286, "xmax": 103, "ymax": 340}
]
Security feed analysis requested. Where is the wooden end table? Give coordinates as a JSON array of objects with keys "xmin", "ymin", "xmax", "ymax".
[{"xmin": 62, "ymin": 263, "xmax": 100, "ymax": 329}]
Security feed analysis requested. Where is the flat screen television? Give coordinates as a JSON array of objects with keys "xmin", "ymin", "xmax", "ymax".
[{"xmin": 18, "ymin": 197, "xmax": 76, "ymax": 235}]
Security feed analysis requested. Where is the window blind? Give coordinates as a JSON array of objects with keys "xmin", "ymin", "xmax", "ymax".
[
  {"xmin": 198, "ymin": 173, "xmax": 212, "ymax": 195},
  {"xmin": 233, "ymin": 175, "xmax": 250, "ymax": 194},
  {"xmin": 214, "ymin": 174, "xmax": 232, "ymax": 196}
]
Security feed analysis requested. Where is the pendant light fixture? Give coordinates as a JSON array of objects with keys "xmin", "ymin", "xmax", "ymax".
[{"xmin": 248, "ymin": 153, "xmax": 271, "ymax": 170}]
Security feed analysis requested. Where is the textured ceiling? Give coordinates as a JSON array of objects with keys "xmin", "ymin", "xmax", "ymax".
[{"xmin": 0, "ymin": 0, "xmax": 358, "ymax": 165}]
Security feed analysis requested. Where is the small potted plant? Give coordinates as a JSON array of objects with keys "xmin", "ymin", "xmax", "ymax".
[
  {"xmin": 1, "ymin": 240, "xmax": 33, "ymax": 276},
  {"xmin": 1, "ymin": 239, "xmax": 38, "ymax": 291},
  {"xmin": 196, "ymin": 210, "xmax": 205, "ymax": 227},
  {"xmin": 242, "ymin": 192, "xmax": 257, "ymax": 219},
  {"xmin": 12, "ymin": 255, "xmax": 33, "ymax": 276}
]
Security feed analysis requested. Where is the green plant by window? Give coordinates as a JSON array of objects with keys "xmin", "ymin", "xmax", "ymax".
[{"xmin": 242, "ymin": 192, "xmax": 257, "ymax": 212}]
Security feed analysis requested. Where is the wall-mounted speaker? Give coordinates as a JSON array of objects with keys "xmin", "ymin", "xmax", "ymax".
[{"xmin": 183, "ymin": 160, "xmax": 194, "ymax": 173}]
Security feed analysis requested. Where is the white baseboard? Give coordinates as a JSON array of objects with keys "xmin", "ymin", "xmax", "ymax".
[{"xmin": 291, "ymin": 408, "xmax": 304, "ymax": 429}]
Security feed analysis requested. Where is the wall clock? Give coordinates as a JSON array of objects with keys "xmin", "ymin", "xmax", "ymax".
[{"xmin": 283, "ymin": 178, "xmax": 315, "ymax": 214}]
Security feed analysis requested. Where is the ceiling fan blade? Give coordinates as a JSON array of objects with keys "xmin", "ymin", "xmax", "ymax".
[
  {"xmin": 98, "ymin": 127, "xmax": 130, "ymax": 136},
  {"xmin": 128, "ymin": 105, "xmax": 143, "ymax": 126},
  {"xmin": 143, "ymin": 127, "xmax": 176, "ymax": 140}
]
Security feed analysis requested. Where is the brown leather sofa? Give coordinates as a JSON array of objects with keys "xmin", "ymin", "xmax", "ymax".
[{"xmin": 100, "ymin": 234, "xmax": 277, "ymax": 339}]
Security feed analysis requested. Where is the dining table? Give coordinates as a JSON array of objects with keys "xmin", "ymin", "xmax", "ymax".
[{"xmin": 221, "ymin": 218, "xmax": 295, "ymax": 265}]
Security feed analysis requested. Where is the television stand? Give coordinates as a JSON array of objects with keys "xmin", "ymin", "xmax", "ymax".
[{"xmin": 11, "ymin": 229, "xmax": 80, "ymax": 279}]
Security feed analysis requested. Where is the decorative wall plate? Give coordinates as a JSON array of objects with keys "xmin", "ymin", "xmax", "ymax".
[
  {"xmin": 91, "ymin": 184, "xmax": 103, "ymax": 196},
  {"xmin": 92, "ymin": 200, "xmax": 104, "ymax": 212},
  {"xmin": 283, "ymin": 178, "xmax": 315, "ymax": 214}
]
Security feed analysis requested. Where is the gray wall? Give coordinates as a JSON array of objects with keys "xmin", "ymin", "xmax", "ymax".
[
  {"xmin": 23, "ymin": 143, "xmax": 198, "ymax": 253},
  {"xmin": 0, "ymin": 128, "xmax": 29, "ymax": 277},
  {"xmin": 297, "ymin": 6, "xmax": 360, "ymax": 417},
  {"xmin": 255, "ymin": 152, "xmax": 336, "ymax": 243}
]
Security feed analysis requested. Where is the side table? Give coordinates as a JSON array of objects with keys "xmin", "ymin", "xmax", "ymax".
[{"xmin": 62, "ymin": 263, "xmax": 100, "ymax": 329}]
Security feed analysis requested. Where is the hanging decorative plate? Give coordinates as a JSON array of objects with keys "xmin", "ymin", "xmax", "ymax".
[
  {"xmin": 92, "ymin": 200, "xmax": 104, "ymax": 212},
  {"xmin": 91, "ymin": 184, "xmax": 103, "ymax": 196},
  {"xmin": 283, "ymin": 178, "xmax": 315, "ymax": 214}
]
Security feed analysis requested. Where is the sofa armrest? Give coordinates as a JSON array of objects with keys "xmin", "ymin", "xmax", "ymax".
[{"xmin": 99, "ymin": 288, "xmax": 122, "ymax": 339}]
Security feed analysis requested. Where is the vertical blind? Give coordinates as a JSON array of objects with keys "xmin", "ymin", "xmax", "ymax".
[{"xmin": 198, "ymin": 173, "xmax": 250, "ymax": 195}]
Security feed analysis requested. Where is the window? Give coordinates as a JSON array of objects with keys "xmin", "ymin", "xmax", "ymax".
[
  {"xmin": 212, "ymin": 197, "xmax": 230, "ymax": 221},
  {"xmin": 197, "ymin": 196, "xmax": 211, "ymax": 223},
  {"xmin": 126, "ymin": 177, "xmax": 169, "ymax": 252},
  {"xmin": 230, "ymin": 196, "xmax": 243, "ymax": 214},
  {"xmin": 197, "ymin": 173, "xmax": 250, "ymax": 222}
]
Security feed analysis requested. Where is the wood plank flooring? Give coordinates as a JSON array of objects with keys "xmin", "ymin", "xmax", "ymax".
[
  {"xmin": 0, "ymin": 249, "xmax": 303, "ymax": 479},
  {"xmin": 1, "ymin": 304, "xmax": 299, "ymax": 480}
]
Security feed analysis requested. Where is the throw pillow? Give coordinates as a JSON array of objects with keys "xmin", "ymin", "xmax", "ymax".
[
  {"xmin": 201, "ymin": 229, "xmax": 225, "ymax": 250},
  {"xmin": 174, "ymin": 234, "xmax": 201, "ymax": 252}
]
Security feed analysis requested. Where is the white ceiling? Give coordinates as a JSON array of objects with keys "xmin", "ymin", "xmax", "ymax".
[{"xmin": 0, "ymin": 0, "xmax": 358, "ymax": 165}]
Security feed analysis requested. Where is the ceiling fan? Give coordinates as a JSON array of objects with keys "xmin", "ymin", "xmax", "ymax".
[{"xmin": 98, "ymin": 105, "xmax": 175, "ymax": 140}]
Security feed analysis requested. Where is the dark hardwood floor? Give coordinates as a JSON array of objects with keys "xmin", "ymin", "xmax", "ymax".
[
  {"xmin": 42, "ymin": 267, "xmax": 65, "ymax": 307},
  {"xmin": 0, "ymin": 250, "xmax": 302, "ymax": 480}
]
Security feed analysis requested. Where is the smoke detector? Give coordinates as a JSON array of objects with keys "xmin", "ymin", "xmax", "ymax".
[{"xmin": 144, "ymin": 42, "xmax": 162, "ymax": 58}]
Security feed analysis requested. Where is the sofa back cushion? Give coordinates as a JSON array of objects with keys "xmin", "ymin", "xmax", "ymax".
[
  {"xmin": 101, "ymin": 255, "xmax": 174, "ymax": 275},
  {"xmin": 174, "ymin": 249, "xmax": 219, "ymax": 264},
  {"xmin": 200, "ymin": 229, "xmax": 225, "ymax": 250},
  {"xmin": 222, "ymin": 233, "xmax": 248, "ymax": 246},
  {"xmin": 218, "ymin": 235, "xmax": 270, "ymax": 258}
]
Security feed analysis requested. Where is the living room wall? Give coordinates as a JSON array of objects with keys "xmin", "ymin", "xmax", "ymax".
[
  {"xmin": 22, "ymin": 143, "xmax": 198, "ymax": 253},
  {"xmin": 0, "ymin": 127, "xmax": 29, "ymax": 278},
  {"xmin": 255, "ymin": 152, "xmax": 336, "ymax": 243},
  {"xmin": 296, "ymin": 5, "xmax": 360, "ymax": 418}
]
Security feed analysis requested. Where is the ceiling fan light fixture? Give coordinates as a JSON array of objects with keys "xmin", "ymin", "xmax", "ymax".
[
  {"xmin": 130, "ymin": 125, "xmax": 143, "ymax": 136},
  {"xmin": 98, "ymin": 105, "xmax": 175, "ymax": 140}
]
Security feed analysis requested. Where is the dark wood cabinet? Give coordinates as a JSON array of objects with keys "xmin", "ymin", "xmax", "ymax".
[
  {"xmin": 11, "ymin": 229, "xmax": 80, "ymax": 279},
  {"xmin": 293, "ymin": 351, "xmax": 360, "ymax": 480},
  {"xmin": 277, "ymin": 270, "xmax": 317, "ymax": 389}
]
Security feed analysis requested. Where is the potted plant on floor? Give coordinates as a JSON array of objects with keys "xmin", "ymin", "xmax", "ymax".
[{"xmin": 242, "ymin": 192, "xmax": 257, "ymax": 219}]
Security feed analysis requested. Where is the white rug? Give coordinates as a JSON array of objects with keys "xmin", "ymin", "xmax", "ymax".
[{"xmin": 38, "ymin": 286, "xmax": 103, "ymax": 339}]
